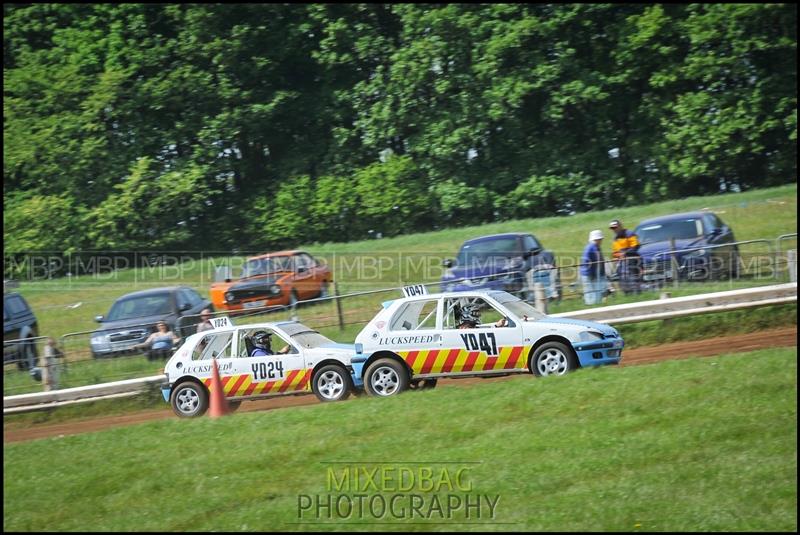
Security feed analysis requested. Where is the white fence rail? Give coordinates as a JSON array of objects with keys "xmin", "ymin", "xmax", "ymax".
[
  {"xmin": 4, "ymin": 282, "xmax": 796, "ymax": 414},
  {"xmin": 553, "ymin": 282, "xmax": 797, "ymax": 324}
]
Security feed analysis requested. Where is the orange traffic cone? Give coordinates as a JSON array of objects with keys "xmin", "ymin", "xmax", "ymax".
[{"xmin": 208, "ymin": 357, "xmax": 230, "ymax": 418}]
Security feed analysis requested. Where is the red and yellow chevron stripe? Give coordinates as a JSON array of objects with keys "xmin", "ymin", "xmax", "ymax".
[
  {"xmin": 398, "ymin": 346, "xmax": 530, "ymax": 375},
  {"xmin": 203, "ymin": 368, "xmax": 312, "ymax": 398}
]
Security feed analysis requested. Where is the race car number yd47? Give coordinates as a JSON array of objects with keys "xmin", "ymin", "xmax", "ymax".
[{"xmin": 352, "ymin": 290, "xmax": 624, "ymax": 397}]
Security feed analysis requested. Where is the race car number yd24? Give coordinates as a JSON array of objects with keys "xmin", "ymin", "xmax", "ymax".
[
  {"xmin": 460, "ymin": 332, "xmax": 498, "ymax": 356},
  {"xmin": 252, "ymin": 361, "xmax": 285, "ymax": 381}
]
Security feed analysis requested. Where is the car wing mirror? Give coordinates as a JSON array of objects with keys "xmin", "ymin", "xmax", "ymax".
[
  {"xmin": 529, "ymin": 247, "xmax": 542, "ymax": 256},
  {"xmin": 443, "ymin": 259, "xmax": 454, "ymax": 268},
  {"xmin": 94, "ymin": 315, "xmax": 104, "ymax": 323}
]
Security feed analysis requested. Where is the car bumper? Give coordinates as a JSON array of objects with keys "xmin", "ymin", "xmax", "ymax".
[
  {"xmin": 351, "ymin": 357, "xmax": 367, "ymax": 387},
  {"xmin": 90, "ymin": 342, "xmax": 145, "ymax": 358},
  {"xmin": 572, "ymin": 339, "xmax": 624, "ymax": 367},
  {"xmin": 216, "ymin": 295, "xmax": 289, "ymax": 312},
  {"xmin": 642, "ymin": 256, "xmax": 718, "ymax": 281}
]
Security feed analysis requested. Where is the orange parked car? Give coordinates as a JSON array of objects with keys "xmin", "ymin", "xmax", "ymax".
[{"xmin": 210, "ymin": 250, "xmax": 332, "ymax": 312}]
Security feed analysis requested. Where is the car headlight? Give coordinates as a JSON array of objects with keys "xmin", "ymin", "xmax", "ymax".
[
  {"xmin": 270, "ymin": 284, "xmax": 282, "ymax": 295},
  {"xmin": 91, "ymin": 334, "xmax": 109, "ymax": 346},
  {"xmin": 225, "ymin": 291, "xmax": 235, "ymax": 302},
  {"xmin": 578, "ymin": 331, "xmax": 604, "ymax": 342}
]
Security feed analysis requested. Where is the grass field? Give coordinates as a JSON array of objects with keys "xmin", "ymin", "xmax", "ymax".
[{"xmin": 3, "ymin": 347, "xmax": 797, "ymax": 531}]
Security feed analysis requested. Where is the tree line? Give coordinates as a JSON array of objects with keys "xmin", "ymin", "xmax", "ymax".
[{"xmin": 4, "ymin": 3, "xmax": 797, "ymax": 253}]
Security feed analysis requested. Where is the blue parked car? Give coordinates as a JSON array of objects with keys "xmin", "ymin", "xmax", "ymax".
[
  {"xmin": 634, "ymin": 211, "xmax": 740, "ymax": 283},
  {"xmin": 440, "ymin": 233, "xmax": 560, "ymax": 301}
]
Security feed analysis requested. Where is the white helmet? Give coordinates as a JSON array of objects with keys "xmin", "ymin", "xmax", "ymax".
[{"xmin": 589, "ymin": 229, "xmax": 604, "ymax": 242}]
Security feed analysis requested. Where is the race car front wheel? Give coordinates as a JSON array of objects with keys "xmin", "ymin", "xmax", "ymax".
[
  {"xmin": 170, "ymin": 381, "xmax": 209, "ymax": 418},
  {"xmin": 364, "ymin": 358, "xmax": 409, "ymax": 397},
  {"xmin": 312, "ymin": 364, "xmax": 352, "ymax": 402},
  {"xmin": 530, "ymin": 342, "xmax": 577, "ymax": 377}
]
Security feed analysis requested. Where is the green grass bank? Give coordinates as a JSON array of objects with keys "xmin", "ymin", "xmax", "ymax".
[{"xmin": 4, "ymin": 347, "xmax": 797, "ymax": 531}]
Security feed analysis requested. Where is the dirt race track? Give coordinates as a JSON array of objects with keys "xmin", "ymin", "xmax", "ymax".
[{"xmin": 4, "ymin": 326, "xmax": 797, "ymax": 444}]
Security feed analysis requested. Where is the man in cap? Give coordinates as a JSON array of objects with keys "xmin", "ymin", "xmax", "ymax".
[
  {"xmin": 196, "ymin": 308, "xmax": 214, "ymax": 334},
  {"xmin": 580, "ymin": 229, "xmax": 608, "ymax": 305},
  {"xmin": 609, "ymin": 219, "xmax": 641, "ymax": 294}
]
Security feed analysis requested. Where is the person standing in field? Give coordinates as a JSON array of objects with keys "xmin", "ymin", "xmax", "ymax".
[
  {"xmin": 580, "ymin": 230, "xmax": 608, "ymax": 305},
  {"xmin": 609, "ymin": 219, "xmax": 642, "ymax": 294}
]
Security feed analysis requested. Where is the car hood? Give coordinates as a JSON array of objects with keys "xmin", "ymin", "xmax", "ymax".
[
  {"xmin": 442, "ymin": 259, "xmax": 524, "ymax": 280},
  {"xmin": 533, "ymin": 317, "xmax": 620, "ymax": 337},
  {"xmin": 228, "ymin": 276, "xmax": 283, "ymax": 291},
  {"xmin": 638, "ymin": 237, "xmax": 706, "ymax": 262},
  {"xmin": 93, "ymin": 313, "xmax": 168, "ymax": 334},
  {"xmin": 211, "ymin": 273, "xmax": 288, "ymax": 291}
]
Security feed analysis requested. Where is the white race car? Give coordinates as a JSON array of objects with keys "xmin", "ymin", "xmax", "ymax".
[
  {"xmin": 161, "ymin": 320, "xmax": 362, "ymax": 417},
  {"xmin": 352, "ymin": 288, "xmax": 623, "ymax": 396}
]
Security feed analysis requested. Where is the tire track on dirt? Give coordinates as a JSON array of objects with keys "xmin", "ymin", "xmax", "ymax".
[{"xmin": 4, "ymin": 326, "xmax": 796, "ymax": 443}]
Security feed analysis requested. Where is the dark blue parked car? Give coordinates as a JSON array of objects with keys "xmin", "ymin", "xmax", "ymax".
[
  {"xmin": 634, "ymin": 211, "xmax": 739, "ymax": 283},
  {"xmin": 440, "ymin": 233, "xmax": 560, "ymax": 300}
]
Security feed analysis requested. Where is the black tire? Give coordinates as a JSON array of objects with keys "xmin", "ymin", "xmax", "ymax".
[
  {"xmin": 530, "ymin": 341, "xmax": 578, "ymax": 377},
  {"xmin": 409, "ymin": 378, "xmax": 438, "ymax": 390},
  {"xmin": 16, "ymin": 340, "xmax": 37, "ymax": 371},
  {"xmin": 364, "ymin": 358, "xmax": 409, "ymax": 397},
  {"xmin": 312, "ymin": 364, "xmax": 352, "ymax": 402},
  {"xmin": 170, "ymin": 381, "xmax": 209, "ymax": 418}
]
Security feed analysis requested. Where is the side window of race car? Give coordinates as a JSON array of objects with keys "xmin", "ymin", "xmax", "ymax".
[
  {"xmin": 389, "ymin": 299, "xmax": 439, "ymax": 331},
  {"xmin": 443, "ymin": 297, "xmax": 510, "ymax": 329},
  {"xmin": 193, "ymin": 332, "xmax": 234, "ymax": 360}
]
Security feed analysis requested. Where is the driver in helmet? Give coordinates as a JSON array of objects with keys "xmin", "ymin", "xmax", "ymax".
[
  {"xmin": 250, "ymin": 330, "xmax": 291, "ymax": 356},
  {"xmin": 455, "ymin": 304, "xmax": 481, "ymax": 329},
  {"xmin": 455, "ymin": 302, "xmax": 508, "ymax": 329}
]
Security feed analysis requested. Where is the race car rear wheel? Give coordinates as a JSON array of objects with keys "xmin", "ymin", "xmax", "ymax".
[
  {"xmin": 530, "ymin": 342, "xmax": 577, "ymax": 377},
  {"xmin": 312, "ymin": 364, "xmax": 351, "ymax": 402},
  {"xmin": 170, "ymin": 381, "xmax": 209, "ymax": 418},
  {"xmin": 364, "ymin": 358, "xmax": 408, "ymax": 397}
]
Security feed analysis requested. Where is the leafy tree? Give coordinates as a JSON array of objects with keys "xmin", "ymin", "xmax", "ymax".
[
  {"xmin": 86, "ymin": 157, "xmax": 214, "ymax": 250},
  {"xmin": 3, "ymin": 193, "xmax": 86, "ymax": 253}
]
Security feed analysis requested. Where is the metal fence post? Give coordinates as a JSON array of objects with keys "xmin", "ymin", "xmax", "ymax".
[
  {"xmin": 534, "ymin": 282, "xmax": 548, "ymax": 314},
  {"xmin": 788, "ymin": 249, "xmax": 797, "ymax": 283},
  {"xmin": 669, "ymin": 237, "xmax": 679, "ymax": 289},
  {"xmin": 334, "ymin": 281, "xmax": 345, "ymax": 331}
]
